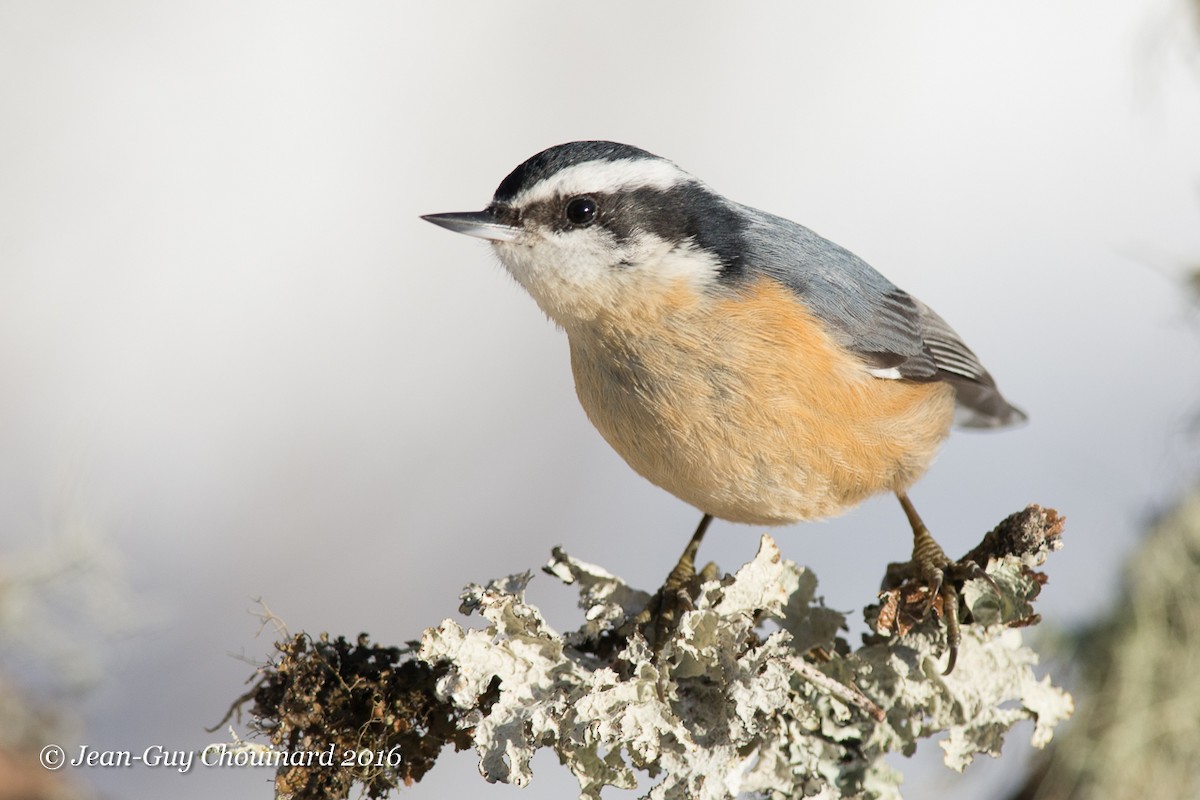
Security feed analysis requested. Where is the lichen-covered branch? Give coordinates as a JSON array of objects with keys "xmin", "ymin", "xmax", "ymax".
[
  {"xmin": 1004, "ymin": 490, "xmax": 1200, "ymax": 800},
  {"xmin": 228, "ymin": 505, "xmax": 1071, "ymax": 800}
]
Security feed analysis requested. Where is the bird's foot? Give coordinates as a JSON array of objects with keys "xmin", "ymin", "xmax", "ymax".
[
  {"xmin": 879, "ymin": 538, "xmax": 998, "ymax": 675},
  {"xmin": 618, "ymin": 514, "xmax": 718, "ymax": 652},
  {"xmin": 622, "ymin": 557, "xmax": 719, "ymax": 651}
]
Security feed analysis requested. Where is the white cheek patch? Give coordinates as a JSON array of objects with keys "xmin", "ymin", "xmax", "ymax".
[
  {"xmin": 514, "ymin": 158, "xmax": 692, "ymax": 208},
  {"xmin": 491, "ymin": 232, "xmax": 722, "ymax": 325},
  {"xmin": 534, "ymin": 231, "xmax": 723, "ymax": 298},
  {"xmin": 490, "ymin": 236, "xmax": 613, "ymax": 319},
  {"xmin": 618, "ymin": 235, "xmax": 724, "ymax": 290}
]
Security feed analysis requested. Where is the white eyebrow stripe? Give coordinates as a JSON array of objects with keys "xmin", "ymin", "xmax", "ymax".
[{"xmin": 512, "ymin": 158, "xmax": 693, "ymax": 208}]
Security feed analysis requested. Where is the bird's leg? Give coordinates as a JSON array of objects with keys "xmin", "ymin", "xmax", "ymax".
[
  {"xmin": 624, "ymin": 513, "xmax": 715, "ymax": 649},
  {"xmin": 897, "ymin": 491, "xmax": 949, "ymax": 604},
  {"xmin": 895, "ymin": 490, "xmax": 959, "ymax": 672},
  {"xmin": 662, "ymin": 512, "xmax": 713, "ymax": 599},
  {"xmin": 892, "ymin": 491, "xmax": 995, "ymax": 675}
]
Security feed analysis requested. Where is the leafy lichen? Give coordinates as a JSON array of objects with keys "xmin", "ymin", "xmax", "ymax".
[{"xmin": 234, "ymin": 505, "xmax": 1071, "ymax": 799}]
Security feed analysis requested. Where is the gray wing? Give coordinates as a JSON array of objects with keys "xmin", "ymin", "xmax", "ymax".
[
  {"xmin": 741, "ymin": 206, "xmax": 1025, "ymax": 429},
  {"xmin": 909, "ymin": 298, "xmax": 1027, "ymax": 428}
]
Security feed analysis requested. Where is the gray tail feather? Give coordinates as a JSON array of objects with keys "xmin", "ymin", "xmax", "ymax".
[{"xmin": 945, "ymin": 374, "xmax": 1028, "ymax": 429}]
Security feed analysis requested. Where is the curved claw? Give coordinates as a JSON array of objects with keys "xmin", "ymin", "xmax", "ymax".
[
  {"xmin": 940, "ymin": 583, "xmax": 961, "ymax": 675},
  {"xmin": 921, "ymin": 566, "xmax": 945, "ymax": 617},
  {"xmin": 961, "ymin": 559, "xmax": 1001, "ymax": 596}
]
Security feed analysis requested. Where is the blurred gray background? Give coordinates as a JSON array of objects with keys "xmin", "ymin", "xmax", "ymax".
[{"xmin": 2, "ymin": 1, "xmax": 1199, "ymax": 798}]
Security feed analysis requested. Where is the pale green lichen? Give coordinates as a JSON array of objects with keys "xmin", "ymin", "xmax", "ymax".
[{"xmin": 418, "ymin": 517, "xmax": 1072, "ymax": 800}]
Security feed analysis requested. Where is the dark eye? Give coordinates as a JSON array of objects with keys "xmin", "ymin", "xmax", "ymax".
[{"xmin": 565, "ymin": 196, "xmax": 598, "ymax": 227}]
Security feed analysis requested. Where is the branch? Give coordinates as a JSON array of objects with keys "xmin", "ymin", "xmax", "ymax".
[
  {"xmin": 1004, "ymin": 490, "xmax": 1200, "ymax": 799},
  {"xmin": 223, "ymin": 505, "xmax": 1071, "ymax": 800}
]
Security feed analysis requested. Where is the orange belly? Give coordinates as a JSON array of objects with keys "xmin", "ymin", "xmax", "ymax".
[{"xmin": 567, "ymin": 277, "xmax": 955, "ymax": 525}]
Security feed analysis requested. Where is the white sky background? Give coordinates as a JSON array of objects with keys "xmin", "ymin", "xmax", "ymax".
[{"xmin": 2, "ymin": 2, "xmax": 1199, "ymax": 798}]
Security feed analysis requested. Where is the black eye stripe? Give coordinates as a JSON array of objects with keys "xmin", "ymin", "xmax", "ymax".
[{"xmin": 518, "ymin": 186, "xmax": 744, "ymax": 277}]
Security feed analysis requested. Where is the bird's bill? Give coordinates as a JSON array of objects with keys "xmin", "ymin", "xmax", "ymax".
[{"xmin": 421, "ymin": 210, "xmax": 520, "ymax": 242}]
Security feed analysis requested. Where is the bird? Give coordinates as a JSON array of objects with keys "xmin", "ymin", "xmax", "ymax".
[{"xmin": 422, "ymin": 140, "xmax": 1025, "ymax": 673}]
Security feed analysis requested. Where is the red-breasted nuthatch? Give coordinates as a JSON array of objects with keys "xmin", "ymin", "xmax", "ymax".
[{"xmin": 423, "ymin": 141, "xmax": 1025, "ymax": 672}]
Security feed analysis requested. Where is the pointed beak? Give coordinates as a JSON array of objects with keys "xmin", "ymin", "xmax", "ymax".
[{"xmin": 421, "ymin": 210, "xmax": 521, "ymax": 242}]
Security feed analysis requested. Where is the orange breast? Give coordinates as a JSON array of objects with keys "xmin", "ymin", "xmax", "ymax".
[{"xmin": 567, "ymin": 277, "xmax": 955, "ymax": 525}]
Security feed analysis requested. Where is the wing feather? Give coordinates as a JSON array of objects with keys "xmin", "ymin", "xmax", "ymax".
[{"xmin": 741, "ymin": 205, "xmax": 1025, "ymax": 428}]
